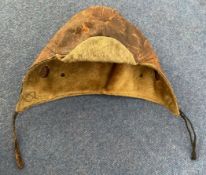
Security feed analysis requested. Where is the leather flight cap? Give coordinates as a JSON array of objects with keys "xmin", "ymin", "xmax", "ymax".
[{"xmin": 12, "ymin": 6, "xmax": 197, "ymax": 169}]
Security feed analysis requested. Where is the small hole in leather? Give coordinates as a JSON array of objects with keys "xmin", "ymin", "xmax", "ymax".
[
  {"xmin": 60, "ymin": 73, "xmax": 65, "ymax": 77},
  {"xmin": 139, "ymin": 73, "xmax": 143, "ymax": 78}
]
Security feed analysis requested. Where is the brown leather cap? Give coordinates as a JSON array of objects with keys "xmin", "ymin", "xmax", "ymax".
[
  {"xmin": 12, "ymin": 6, "xmax": 197, "ymax": 169},
  {"xmin": 16, "ymin": 6, "xmax": 179, "ymax": 115}
]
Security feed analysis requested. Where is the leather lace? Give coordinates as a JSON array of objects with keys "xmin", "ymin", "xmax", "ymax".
[
  {"xmin": 179, "ymin": 109, "xmax": 197, "ymax": 160},
  {"xmin": 12, "ymin": 112, "xmax": 24, "ymax": 169}
]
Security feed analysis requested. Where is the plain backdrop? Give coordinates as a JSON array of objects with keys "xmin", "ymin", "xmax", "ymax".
[{"xmin": 0, "ymin": 0, "xmax": 206, "ymax": 174}]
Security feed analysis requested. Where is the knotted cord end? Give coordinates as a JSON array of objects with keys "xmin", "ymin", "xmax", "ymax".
[{"xmin": 191, "ymin": 147, "xmax": 197, "ymax": 160}]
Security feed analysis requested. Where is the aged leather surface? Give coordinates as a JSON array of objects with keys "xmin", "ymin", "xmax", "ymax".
[{"xmin": 34, "ymin": 6, "xmax": 161, "ymax": 68}]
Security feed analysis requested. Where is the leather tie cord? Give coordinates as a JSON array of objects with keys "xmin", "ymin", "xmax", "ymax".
[
  {"xmin": 12, "ymin": 109, "xmax": 197, "ymax": 170},
  {"xmin": 179, "ymin": 109, "xmax": 197, "ymax": 160},
  {"xmin": 12, "ymin": 112, "xmax": 24, "ymax": 169}
]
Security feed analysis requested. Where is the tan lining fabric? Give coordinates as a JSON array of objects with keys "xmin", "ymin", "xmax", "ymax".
[{"xmin": 16, "ymin": 37, "xmax": 179, "ymax": 115}]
